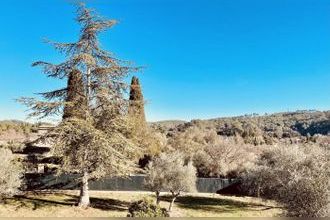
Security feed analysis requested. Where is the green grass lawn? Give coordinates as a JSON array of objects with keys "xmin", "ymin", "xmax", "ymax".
[{"xmin": 0, "ymin": 190, "xmax": 283, "ymax": 217}]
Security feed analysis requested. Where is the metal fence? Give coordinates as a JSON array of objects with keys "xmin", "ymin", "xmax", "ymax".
[{"xmin": 26, "ymin": 174, "xmax": 237, "ymax": 193}]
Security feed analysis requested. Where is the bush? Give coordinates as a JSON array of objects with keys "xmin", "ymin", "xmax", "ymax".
[
  {"xmin": 127, "ymin": 198, "xmax": 169, "ymax": 217},
  {"xmin": 0, "ymin": 148, "xmax": 24, "ymax": 200},
  {"xmin": 242, "ymin": 144, "xmax": 329, "ymax": 217}
]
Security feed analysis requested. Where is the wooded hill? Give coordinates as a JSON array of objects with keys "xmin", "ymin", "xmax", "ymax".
[
  {"xmin": 1, "ymin": 110, "xmax": 329, "ymax": 147},
  {"xmin": 151, "ymin": 110, "xmax": 330, "ymax": 145}
]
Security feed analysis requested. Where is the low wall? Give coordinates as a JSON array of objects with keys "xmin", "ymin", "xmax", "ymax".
[{"xmin": 26, "ymin": 174, "xmax": 237, "ymax": 193}]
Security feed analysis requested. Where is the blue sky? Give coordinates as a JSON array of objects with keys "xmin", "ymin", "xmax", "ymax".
[{"xmin": 0, "ymin": 0, "xmax": 329, "ymax": 122}]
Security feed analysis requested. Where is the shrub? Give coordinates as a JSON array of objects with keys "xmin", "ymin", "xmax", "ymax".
[
  {"xmin": 0, "ymin": 148, "xmax": 24, "ymax": 200},
  {"xmin": 242, "ymin": 144, "xmax": 329, "ymax": 217},
  {"xmin": 127, "ymin": 198, "xmax": 169, "ymax": 217}
]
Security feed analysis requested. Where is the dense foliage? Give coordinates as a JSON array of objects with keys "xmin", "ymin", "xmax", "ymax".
[
  {"xmin": 127, "ymin": 198, "xmax": 169, "ymax": 217},
  {"xmin": 62, "ymin": 69, "xmax": 87, "ymax": 120},
  {"xmin": 127, "ymin": 76, "xmax": 166, "ymax": 161}
]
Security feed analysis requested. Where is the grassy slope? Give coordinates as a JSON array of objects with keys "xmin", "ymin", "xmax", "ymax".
[{"xmin": 0, "ymin": 191, "xmax": 282, "ymax": 217}]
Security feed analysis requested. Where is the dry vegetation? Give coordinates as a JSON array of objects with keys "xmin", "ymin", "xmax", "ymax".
[{"xmin": 149, "ymin": 110, "xmax": 330, "ymax": 217}]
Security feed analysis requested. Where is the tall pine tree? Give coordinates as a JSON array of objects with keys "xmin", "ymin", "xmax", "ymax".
[{"xmin": 19, "ymin": 3, "xmax": 141, "ymax": 207}]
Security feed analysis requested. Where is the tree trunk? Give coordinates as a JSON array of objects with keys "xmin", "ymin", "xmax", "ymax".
[
  {"xmin": 78, "ymin": 171, "xmax": 90, "ymax": 208},
  {"xmin": 257, "ymin": 183, "xmax": 261, "ymax": 198},
  {"xmin": 156, "ymin": 191, "xmax": 160, "ymax": 205},
  {"xmin": 168, "ymin": 195, "xmax": 177, "ymax": 212},
  {"xmin": 168, "ymin": 197, "xmax": 176, "ymax": 212},
  {"xmin": 86, "ymin": 67, "xmax": 91, "ymax": 100},
  {"xmin": 86, "ymin": 66, "xmax": 91, "ymax": 116}
]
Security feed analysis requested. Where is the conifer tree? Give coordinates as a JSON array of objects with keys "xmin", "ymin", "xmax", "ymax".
[
  {"xmin": 128, "ymin": 76, "xmax": 164, "ymax": 163},
  {"xmin": 62, "ymin": 69, "xmax": 87, "ymax": 120},
  {"xmin": 19, "ymin": 3, "xmax": 140, "ymax": 207},
  {"xmin": 128, "ymin": 76, "xmax": 146, "ymax": 126}
]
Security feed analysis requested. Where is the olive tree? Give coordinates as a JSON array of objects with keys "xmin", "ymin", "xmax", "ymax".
[
  {"xmin": 192, "ymin": 136, "xmax": 258, "ymax": 178},
  {"xmin": 145, "ymin": 152, "xmax": 197, "ymax": 212},
  {"xmin": 242, "ymin": 144, "xmax": 329, "ymax": 217}
]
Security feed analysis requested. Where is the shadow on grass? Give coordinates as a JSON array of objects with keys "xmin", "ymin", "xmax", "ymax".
[
  {"xmin": 65, "ymin": 195, "xmax": 130, "ymax": 211},
  {"xmin": 159, "ymin": 195, "xmax": 279, "ymax": 214},
  {"xmin": 6, "ymin": 192, "xmax": 129, "ymax": 212}
]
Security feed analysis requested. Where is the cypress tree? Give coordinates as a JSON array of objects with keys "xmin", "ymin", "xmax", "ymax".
[
  {"xmin": 128, "ymin": 76, "xmax": 146, "ymax": 126},
  {"xmin": 128, "ymin": 76, "xmax": 163, "ymax": 167},
  {"xmin": 62, "ymin": 69, "xmax": 87, "ymax": 120}
]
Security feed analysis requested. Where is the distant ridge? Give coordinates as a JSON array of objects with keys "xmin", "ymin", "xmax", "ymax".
[{"xmin": 150, "ymin": 110, "xmax": 330, "ymax": 144}]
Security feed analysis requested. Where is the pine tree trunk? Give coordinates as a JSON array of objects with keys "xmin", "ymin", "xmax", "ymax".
[
  {"xmin": 86, "ymin": 67, "xmax": 91, "ymax": 99},
  {"xmin": 85, "ymin": 66, "xmax": 91, "ymax": 118},
  {"xmin": 78, "ymin": 171, "xmax": 90, "ymax": 208}
]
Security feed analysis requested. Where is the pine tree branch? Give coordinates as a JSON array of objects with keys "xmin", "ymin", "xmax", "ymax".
[
  {"xmin": 17, "ymin": 97, "xmax": 63, "ymax": 119},
  {"xmin": 37, "ymin": 88, "xmax": 67, "ymax": 100}
]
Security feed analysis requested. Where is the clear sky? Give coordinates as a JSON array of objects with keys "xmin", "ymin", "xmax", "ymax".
[{"xmin": 0, "ymin": 0, "xmax": 329, "ymax": 122}]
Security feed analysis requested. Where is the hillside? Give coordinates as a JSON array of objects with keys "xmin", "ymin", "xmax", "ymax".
[
  {"xmin": 150, "ymin": 110, "xmax": 330, "ymax": 145},
  {"xmin": 0, "ymin": 120, "xmax": 54, "ymax": 150},
  {"xmin": 0, "ymin": 120, "xmax": 38, "ymax": 145},
  {"xmin": 2, "ymin": 110, "xmax": 329, "ymax": 147}
]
